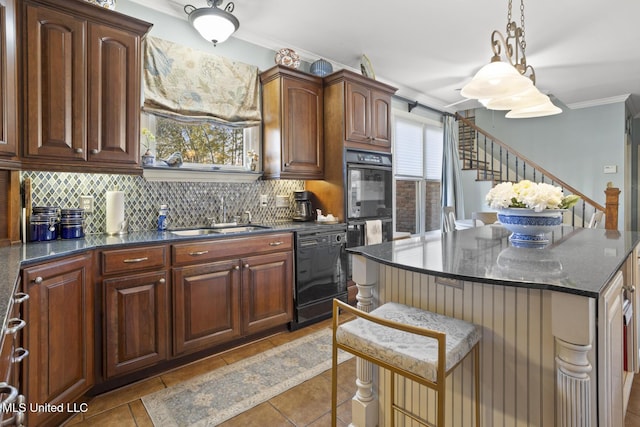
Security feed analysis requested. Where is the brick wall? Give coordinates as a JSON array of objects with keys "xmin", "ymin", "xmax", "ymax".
[
  {"xmin": 395, "ymin": 180, "xmax": 416, "ymax": 233},
  {"xmin": 395, "ymin": 180, "xmax": 442, "ymax": 233}
]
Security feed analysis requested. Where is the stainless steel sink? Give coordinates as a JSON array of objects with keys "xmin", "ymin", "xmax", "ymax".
[
  {"xmin": 170, "ymin": 225, "xmax": 271, "ymax": 236},
  {"xmin": 210, "ymin": 226, "xmax": 269, "ymax": 234}
]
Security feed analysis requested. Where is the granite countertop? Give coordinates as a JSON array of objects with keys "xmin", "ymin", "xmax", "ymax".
[
  {"xmin": 348, "ymin": 224, "xmax": 640, "ymax": 298},
  {"xmin": 0, "ymin": 221, "xmax": 340, "ymax": 335}
]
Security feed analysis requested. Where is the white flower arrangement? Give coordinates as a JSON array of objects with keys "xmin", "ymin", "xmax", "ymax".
[{"xmin": 486, "ymin": 179, "xmax": 580, "ymax": 212}]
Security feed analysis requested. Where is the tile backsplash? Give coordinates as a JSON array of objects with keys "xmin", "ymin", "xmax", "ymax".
[{"xmin": 22, "ymin": 172, "xmax": 304, "ymax": 234}]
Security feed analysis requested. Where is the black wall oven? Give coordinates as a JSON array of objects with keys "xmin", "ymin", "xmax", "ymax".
[{"xmin": 345, "ymin": 149, "xmax": 393, "ymax": 248}]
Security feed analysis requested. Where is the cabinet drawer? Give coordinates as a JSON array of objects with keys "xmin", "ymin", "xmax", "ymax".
[
  {"xmin": 101, "ymin": 245, "xmax": 167, "ymax": 275},
  {"xmin": 172, "ymin": 233, "xmax": 293, "ymax": 266}
]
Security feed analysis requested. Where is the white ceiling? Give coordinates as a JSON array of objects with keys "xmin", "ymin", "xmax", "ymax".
[{"xmin": 132, "ymin": 0, "xmax": 640, "ymax": 114}]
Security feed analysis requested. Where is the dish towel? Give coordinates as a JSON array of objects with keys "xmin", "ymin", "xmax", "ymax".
[{"xmin": 365, "ymin": 220, "xmax": 382, "ymax": 245}]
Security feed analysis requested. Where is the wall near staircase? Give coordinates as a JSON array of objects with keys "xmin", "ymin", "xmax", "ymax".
[{"xmin": 474, "ymin": 101, "xmax": 626, "ymax": 229}]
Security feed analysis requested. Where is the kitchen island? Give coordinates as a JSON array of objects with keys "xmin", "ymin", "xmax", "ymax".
[{"xmin": 347, "ymin": 225, "xmax": 640, "ymax": 427}]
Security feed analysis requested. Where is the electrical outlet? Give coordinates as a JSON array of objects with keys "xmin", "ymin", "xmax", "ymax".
[
  {"xmin": 260, "ymin": 194, "xmax": 268, "ymax": 207},
  {"xmin": 276, "ymin": 195, "xmax": 288, "ymax": 208},
  {"xmin": 80, "ymin": 195, "xmax": 94, "ymax": 213}
]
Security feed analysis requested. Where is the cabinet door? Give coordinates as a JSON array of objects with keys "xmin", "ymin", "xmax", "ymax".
[
  {"xmin": 24, "ymin": 4, "xmax": 87, "ymax": 160},
  {"xmin": 104, "ymin": 271, "xmax": 168, "ymax": 378},
  {"xmin": 22, "ymin": 254, "xmax": 93, "ymax": 427},
  {"xmin": 87, "ymin": 22, "xmax": 140, "ymax": 164},
  {"xmin": 281, "ymin": 77, "xmax": 323, "ymax": 178},
  {"xmin": 599, "ymin": 271, "xmax": 624, "ymax": 427},
  {"xmin": 344, "ymin": 80, "xmax": 371, "ymax": 144},
  {"xmin": 0, "ymin": 0, "xmax": 17, "ymax": 158},
  {"xmin": 241, "ymin": 251, "xmax": 293, "ymax": 335},
  {"xmin": 173, "ymin": 260, "xmax": 242, "ymax": 356},
  {"xmin": 370, "ymin": 89, "xmax": 392, "ymax": 148}
]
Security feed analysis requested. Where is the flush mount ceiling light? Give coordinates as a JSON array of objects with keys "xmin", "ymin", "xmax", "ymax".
[
  {"xmin": 184, "ymin": 0, "xmax": 239, "ymax": 46},
  {"xmin": 461, "ymin": 0, "xmax": 561, "ymax": 118}
]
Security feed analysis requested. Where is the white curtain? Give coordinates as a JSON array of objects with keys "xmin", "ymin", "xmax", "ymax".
[{"xmin": 441, "ymin": 115, "xmax": 465, "ymax": 225}]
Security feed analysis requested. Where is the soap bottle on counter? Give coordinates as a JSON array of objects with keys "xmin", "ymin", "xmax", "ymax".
[{"xmin": 157, "ymin": 204, "xmax": 169, "ymax": 231}]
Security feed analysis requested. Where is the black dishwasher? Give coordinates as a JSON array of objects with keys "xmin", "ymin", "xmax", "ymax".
[{"xmin": 290, "ymin": 224, "xmax": 347, "ymax": 330}]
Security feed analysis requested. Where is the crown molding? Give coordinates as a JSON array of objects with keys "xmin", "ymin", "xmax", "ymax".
[{"xmin": 566, "ymin": 94, "xmax": 630, "ymax": 110}]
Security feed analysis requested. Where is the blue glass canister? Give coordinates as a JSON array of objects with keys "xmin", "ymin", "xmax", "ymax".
[
  {"xmin": 30, "ymin": 214, "xmax": 58, "ymax": 241},
  {"xmin": 310, "ymin": 58, "xmax": 333, "ymax": 77},
  {"xmin": 60, "ymin": 208, "xmax": 85, "ymax": 239}
]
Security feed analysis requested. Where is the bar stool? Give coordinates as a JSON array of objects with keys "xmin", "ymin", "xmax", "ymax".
[{"xmin": 331, "ymin": 299, "xmax": 481, "ymax": 427}]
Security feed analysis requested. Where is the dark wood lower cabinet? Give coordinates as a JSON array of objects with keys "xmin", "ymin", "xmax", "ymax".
[
  {"xmin": 13, "ymin": 234, "xmax": 293, "ymax": 426},
  {"xmin": 242, "ymin": 251, "xmax": 293, "ymax": 335},
  {"xmin": 103, "ymin": 271, "xmax": 168, "ymax": 378},
  {"xmin": 172, "ymin": 260, "xmax": 242, "ymax": 356},
  {"xmin": 22, "ymin": 254, "xmax": 93, "ymax": 427}
]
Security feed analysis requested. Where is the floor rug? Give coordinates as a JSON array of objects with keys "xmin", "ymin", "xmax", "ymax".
[{"xmin": 141, "ymin": 328, "xmax": 352, "ymax": 426}]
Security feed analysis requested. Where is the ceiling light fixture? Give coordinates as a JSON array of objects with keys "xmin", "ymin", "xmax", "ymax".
[
  {"xmin": 461, "ymin": 0, "xmax": 561, "ymax": 118},
  {"xmin": 184, "ymin": 0, "xmax": 239, "ymax": 47}
]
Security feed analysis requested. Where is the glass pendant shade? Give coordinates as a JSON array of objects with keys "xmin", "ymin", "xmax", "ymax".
[
  {"xmin": 505, "ymin": 100, "xmax": 562, "ymax": 118},
  {"xmin": 188, "ymin": 7, "xmax": 239, "ymax": 45},
  {"xmin": 485, "ymin": 86, "xmax": 549, "ymax": 111},
  {"xmin": 460, "ymin": 61, "xmax": 533, "ymax": 100}
]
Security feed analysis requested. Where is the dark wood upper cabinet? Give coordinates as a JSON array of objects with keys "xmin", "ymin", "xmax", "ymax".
[
  {"xmin": 260, "ymin": 65, "xmax": 324, "ymax": 179},
  {"xmin": 324, "ymin": 70, "xmax": 396, "ymax": 153},
  {"xmin": 19, "ymin": 0, "xmax": 151, "ymax": 173},
  {"xmin": 23, "ymin": 3, "xmax": 87, "ymax": 161},
  {"xmin": 87, "ymin": 22, "xmax": 142, "ymax": 164},
  {"xmin": 0, "ymin": 0, "xmax": 18, "ymax": 166}
]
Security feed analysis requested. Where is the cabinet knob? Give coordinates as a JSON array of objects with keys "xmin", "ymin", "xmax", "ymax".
[
  {"xmin": 90, "ymin": 149, "xmax": 99, "ymax": 154},
  {"xmin": 13, "ymin": 293, "xmax": 29, "ymax": 304},
  {"xmin": 284, "ymin": 162, "xmax": 290, "ymax": 167},
  {"xmin": 625, "ymin": 285, "xmax": 636, "ymax": 293},
  {"xmin": 33, "ymin": 276, "xmax": 43, "ymax": 284},
  {"xmin": 233, "ymin": 265, "xmax": 240, "ymax": 270},
  {"xmin": 244, "ymin": 263, "xmax": 250, "ymax": 268},
  {"xmin": 74, "ymin": 148, "xmax": 84, "ymax": 154},
  {"xmin": 158, "ymin": 278, "xmax": 166, "ymax": 284}
]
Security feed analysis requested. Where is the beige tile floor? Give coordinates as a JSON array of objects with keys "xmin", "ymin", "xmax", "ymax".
[
  {"xmin": 626, "ymin": 375, "xmax": 640, "ymax": 427},
  {"xmin": 63, "ymin": 314, "xmax": 640, "ymax": 427},
  {"xmin": 64, "ymin": 317, "xmax": 355, "ymax": 426}
]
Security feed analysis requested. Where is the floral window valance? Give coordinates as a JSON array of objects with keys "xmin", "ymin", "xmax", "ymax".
[{"xmin": 143, "ymin": 36, "xmax": 261, "ymax": 126}]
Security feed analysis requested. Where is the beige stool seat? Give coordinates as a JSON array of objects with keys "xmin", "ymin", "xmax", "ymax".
[{"xmin": 331, "ymin": 299, "xmax": 481, "ymax": 427}]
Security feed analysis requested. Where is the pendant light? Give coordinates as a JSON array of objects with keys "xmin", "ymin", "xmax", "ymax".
[
  {"xmin": 184, "ymin": 0, "xmax": 239, "ymax": 46},
  {"xmin": 461, "ymin": 0, "xmax": 561, "ymax": 118}
]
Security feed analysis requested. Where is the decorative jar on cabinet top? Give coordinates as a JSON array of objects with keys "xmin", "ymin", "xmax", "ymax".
[
  {"xmin": 310, "ymin": 58, "xmax": 333, "ymax": 77},
  {"xmin": 84, "ymin": 0, "xmax": 116, "ymax": 9}
]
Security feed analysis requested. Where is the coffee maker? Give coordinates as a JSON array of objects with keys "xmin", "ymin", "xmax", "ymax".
[{"xmin": 292, "ymin": 191, "xmax": 314, "ymax": 221}]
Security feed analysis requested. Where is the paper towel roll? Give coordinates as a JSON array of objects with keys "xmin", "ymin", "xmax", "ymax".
[{"xmin": 106, "ymin": 190, "xmax": 125, "ymax": 235}]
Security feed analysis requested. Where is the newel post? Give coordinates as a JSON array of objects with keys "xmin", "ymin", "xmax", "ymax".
[{"xmin": 604, "ymin": 183, "xmax": 620, "ymax": 230}]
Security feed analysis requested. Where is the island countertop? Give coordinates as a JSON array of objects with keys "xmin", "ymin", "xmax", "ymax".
[{"xmin": 347, "ymin": 224, "xmax": 640, "ymax": 298}]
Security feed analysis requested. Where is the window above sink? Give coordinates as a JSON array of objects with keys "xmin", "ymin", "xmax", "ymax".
[{"xmin": 140, "ymin": 114, "xmax": 262, "ymax": 183}]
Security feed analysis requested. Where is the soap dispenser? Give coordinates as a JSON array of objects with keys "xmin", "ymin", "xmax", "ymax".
[{"xmin": 158, "ymin": 204, "xmax": 169, "ymax": 231}]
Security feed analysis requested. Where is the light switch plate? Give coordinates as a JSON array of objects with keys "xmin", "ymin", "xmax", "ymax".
[
  {"xmin": 260, "ymin": 194, "xmax": 268, "ymax": 207},
  {"xmin": 603, "ymin": 165, "xmax": 617, "ymax": 174},
  {"xmin": 80, "ymin": 195, "xmax": 94, "ymax": 213},
  {"xmin": 275, "ymin": 195, "xmax": 288, "ymax": 208}
]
